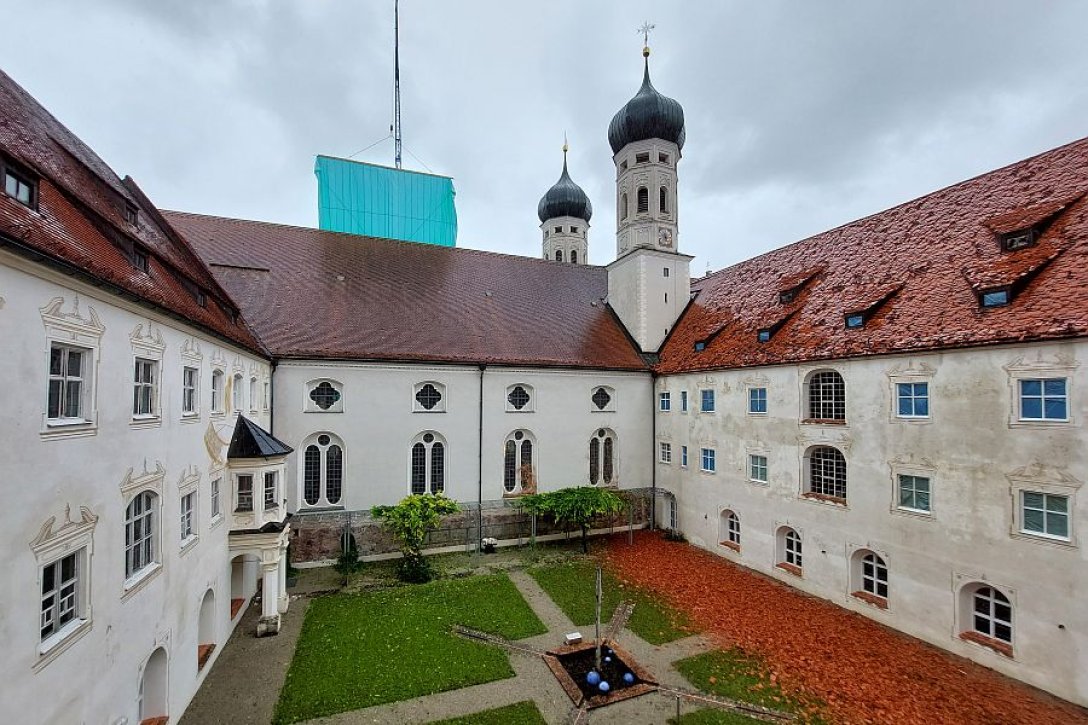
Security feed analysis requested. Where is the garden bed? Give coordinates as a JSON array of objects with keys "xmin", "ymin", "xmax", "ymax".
[{"xmin": 544, "ymin": 639, "xmax": 656, "ymax": 709}]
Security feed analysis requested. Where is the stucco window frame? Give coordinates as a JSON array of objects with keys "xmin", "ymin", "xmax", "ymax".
[
  {"xmin": 718, "ymin": 508, "xmax": 741, "ymax": 553},
  {"xmin": 30, "ymin": 505, "xmax": 98, "ymax": 670},
  {"xmin": 889, "ymin": 457, "xmax": 937, "ymax": 520},
  {"xmin": 178, "ymin": 466, "xmax": 201, "ymax": 555},
  {"xmin": 209, "ymin": 359, "xmax": 226, "ymax": 418},
  {"xmin": 299, "ymin": 433, "xmax": 346, "ymax": 510},
  {"xmin": 658, "ymin": 440, "xmax": 672, "ymax": 465},
  {"xmin": 304, "ymin": 378, "xmax": 345, "ymax": 414},
  {"xmin": 774, "ymin": 524, "xmax": 803, "ymax": 577},
  {"xmin": 887, "ymin": 364, "xmax": 935, "ymax": 426},
  {"xmin": 248, "ymin": 371, "xmax": 259, "ymax": 414},
  {"xmin": 1004, "ymin": 358, "xmax": 1078, "ymax": 429},
  {"xmin": 799, "ymin": 445, "xmax": 848, "ymax": 508},
  {"xmin": 744, "ymin": 440, "xmax": 770, "ymax": 486},
  {"xmin": 1006, "ymin": 465, "xmax": 1081, "ymax": 549},
  {"xmin": 413, "ymin": 381, "xmax": 447, "ymax": 413},
  {"xmin": 953, "ymin": 576, "xmax": 1016, "ymax": 659},
  {"xmin": 130, "ymin": 324, "xmax": 165, "ymax": 429},
  {"xmin": 179, "ymin": 338, "xmax": 203, "ymax": 423},
  {"xmin": 799, "ymin": 367, "xmax": 847, "ymax": 426},
  {"xmin": 208, "ymin": 465, "xmax": 225, "ymax": 531},
  {"xmin": 120, "ymin": 462, "xmax": 166, "ymax": 601},
  {"xmin": 847, "ymin": 544, "xmax": 891, "ymax": 612},
  {"xmin": 408, "ymin": 430, "xmax": 448, "ymax": 495},
  {"xmin": 505, "ymin": 383, "xmax": 535, "ymax": 413},
  {"xmin": 40, "ymin": 297, "xmax": 104, "ymax": 440}
]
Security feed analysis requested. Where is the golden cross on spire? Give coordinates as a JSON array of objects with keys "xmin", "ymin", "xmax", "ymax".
[
  {"xmin": 638, "ymin": 21, "xmax": 655, "ymax": 54},
  {"xmin": 563, "ymin": 132, "xmax": 568, "ymax": 156}
]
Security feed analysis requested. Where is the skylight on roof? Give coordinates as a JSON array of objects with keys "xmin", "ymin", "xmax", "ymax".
[
  {"xmin": 845, "ymin": 313, "xmax": 865, "ymax": 329},
  {"xmin": 757, "ymin": 329, "xmax": 772, "ymax": 343},
  {"xmin": 980, "ymin": 288, "xmax": 1010, "ymax": 308}
]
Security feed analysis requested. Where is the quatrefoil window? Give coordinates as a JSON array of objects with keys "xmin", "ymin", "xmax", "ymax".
[
  {"xmin": 415, "ymin": 384, "xmax": 443, "ymax": 411},
  {"xmin": 507, "ymin": 386, "xmax": 531, "ymax": 410},
  {"xmin": 592, "ymin": 387, "xmax": 612, "ymax": 410},
  {"xmin": 309, "ymin": 381, "xmax": 341, "ymax": 410}
]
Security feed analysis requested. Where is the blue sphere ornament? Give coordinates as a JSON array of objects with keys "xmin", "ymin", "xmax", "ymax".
[
  {"xmin": 623, "ymin": 672, "xmax": 635, "ymax": 684},
  {"xmin": 604, "ymin": 655, "xmax": 612, "ymax": 663},
  {"xmin": 586, "ymin": 671, "xmax": 601, "ymax": 686},
  {"xmin": 599, "ymin": 681, "xmax": 611, "ymax": 692}
]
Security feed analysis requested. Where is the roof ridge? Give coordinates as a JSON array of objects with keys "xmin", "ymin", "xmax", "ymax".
[
  {"xmin": 163, "ymin": 209, "xmax": 610, "ymax": 272},
  {"xmin": 701, "ymin": 134, "xmax": 1088, "ymax": 283}
]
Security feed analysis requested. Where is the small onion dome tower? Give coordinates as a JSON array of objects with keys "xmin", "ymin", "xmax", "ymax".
[
  {"xmin": 539, "ymin": 142, "xmax": 592, "ymax": 264},
  {"xmin": 605, "ymin": 36, "xmax": 692, "ymax": 355},
  {"xmin": 608, "ymin": 42, "xmax": 685, "ymax": 259}
]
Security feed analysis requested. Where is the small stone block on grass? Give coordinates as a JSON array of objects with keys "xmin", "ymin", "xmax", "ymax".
[{"xmin": 565, "ymin": 631, "xmax": 583, "ymax": 645}]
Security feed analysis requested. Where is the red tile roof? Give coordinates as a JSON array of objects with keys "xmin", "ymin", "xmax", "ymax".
[
  {"xmin": 658, "ymin": 137, "xmax": 1088, "ymax": 374},
  {"xmin": 0, "ymin": 70, "xmax": 265, "ymax": 356},
  {"xmin": 165, "ymin": 212, "xmax": 648, "ymax": 370}
]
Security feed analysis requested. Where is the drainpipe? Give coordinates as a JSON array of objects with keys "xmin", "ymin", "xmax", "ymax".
[
  {"xmin": 269, "ymin": 359, "xmax": 277, "ymax": 434},
  {"xmin": 477, "ymin": 364, "xmax": 486, "ymax": 552},
  {"xmin": 650, "ymin": 371, "xmax": 658, "ymax": 530}
]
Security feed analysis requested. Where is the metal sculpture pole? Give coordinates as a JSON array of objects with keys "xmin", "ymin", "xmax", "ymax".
[{"xmin": 595, "ymin": 565, "xmax": 603, "ymax": 670}]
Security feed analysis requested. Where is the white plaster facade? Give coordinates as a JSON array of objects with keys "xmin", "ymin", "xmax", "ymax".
[
  {"xmin": 273, "ymin": 361, "xmax": 654, "ymax": 513},
  {"xmin": 0, "ymin": 249, "xmax": 280, "ymax": 724},
  {"xmin": 541, "ymin": 214, "xmax": 588, "ymax": 265},
  {"xmin": 654, "ymin": 342, "xmax": 1088, "ymax": 706}
]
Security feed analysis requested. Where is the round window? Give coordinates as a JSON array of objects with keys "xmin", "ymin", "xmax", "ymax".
[
  {"xmin": 423, "ymin": 433, "xmax": 434, "ymax": 443},
  {"xmin": 514, "ymin": 431, "xmax": 524, "ymax": 441},
  {"xmin": 598, "ymin": 429, "xmax": 605, "ymax": 438},
  {"xmin": 317, "ymin": 434, "xmax": 330, "ymax": 446}
]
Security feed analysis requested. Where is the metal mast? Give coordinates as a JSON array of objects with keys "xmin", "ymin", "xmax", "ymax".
[{"xmin": 393, "ymin": 0, "xmax": 403, "ymax": 169}]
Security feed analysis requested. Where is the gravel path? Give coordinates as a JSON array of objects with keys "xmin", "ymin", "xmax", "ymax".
[{"xmin": 605, "ymin": 531, "xmax": 1088, "ymax": 725}]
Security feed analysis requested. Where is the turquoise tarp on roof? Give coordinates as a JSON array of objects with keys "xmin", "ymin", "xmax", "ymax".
[{"xmin": 315, "ymin": 155, "xmax": 457, "ymax": 247}]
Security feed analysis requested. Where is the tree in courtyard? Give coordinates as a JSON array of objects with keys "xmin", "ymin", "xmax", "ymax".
[
  {"xmin": 372, "ymin": 493, "xmax": 460, "ymax": 582},
  {"xmin": 519, "ymin": 486, "xmax": 626, "ymax": 553}
]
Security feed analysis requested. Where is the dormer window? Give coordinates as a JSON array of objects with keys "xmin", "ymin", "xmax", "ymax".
[
  {"xmin": 133, "ymin": 249, "xmax": 149, "ymax": 274},
  {"xmin": 694, "ymin": 340, "xmax": 707, "ymax": 352},
  {"xmin": 3, "ymin": 164, "xmax": 36, "ymax": 208},
  {"xmin": 196, "ymin": 291, "xmax": 207, "ymax": 308},
  {"xmin": 779, "ymin": 289, "xmax": 796, "ymax": 304},
  {"xmin": 635, "ymin": 152, "xmax": 650, "ymax": 164},
  {"xmin": 980, "ymin": 287, "xmax": 1011, "ymax": 308},
  {"xmin": 1001, "ymin": 228, "xmax": 1036, "ymax": 251},
  {"xmin": 844, "ymin": 313, "xmax": 865, "ymax": 329},
  {"xmin": 124, "ymin": 202, "xmax": 138, "ymax": 226},
  {"xmin": 757, "ymin": 329, "xmax": 772, "ymax": 343}
]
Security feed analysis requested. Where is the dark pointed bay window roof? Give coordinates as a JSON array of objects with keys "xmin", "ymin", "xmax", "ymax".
[{"xmin": 228, "ymin": 415, "xmax": 293, "ymax": 459}]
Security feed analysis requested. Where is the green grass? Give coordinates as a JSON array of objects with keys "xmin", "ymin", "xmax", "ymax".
[
  {"xmin": 426, "ymin": 701, "xmax": 547, "ymax": 725},
  {"xmin": 673, "ymin": 649, "xmax": 828, "ymax": 724},
  {"xmin": 274, "ymin": 574, "xmax": 546, "ymax": 724},
  {"xmin": 527, "ymin": 559, "xmax": 693, "ymax": 645}
]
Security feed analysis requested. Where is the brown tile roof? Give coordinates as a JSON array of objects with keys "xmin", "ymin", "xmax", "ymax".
[
  {"xmin": 658, "ymin": 136, "xmax": 1088, "ymax": 374},
  {"xmin": 165, "ymin": 212, "xmax": 648, "ymax": 370},
  {"xmin": 0, "ymin": 70, "xmax": 265, "ymax": 356}
]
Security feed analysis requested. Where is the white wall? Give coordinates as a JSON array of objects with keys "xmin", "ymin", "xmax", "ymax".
[
  {"xmin": 656, "ymin": 341, "xmax": 1088, "ymax": 706},
  {"xmin": 272, "ymin": 361, "xmax": 654, "ymax": 512},
  {"xmin": 0, "ymin": 250, "xmax": 271, "ymax": 724}
]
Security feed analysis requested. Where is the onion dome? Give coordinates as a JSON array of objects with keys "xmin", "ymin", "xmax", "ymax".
[
  {"xmin": 607, "ymin": 50, "xmax": 685, "ymax": 154},
  {"xmin": 537, "ymin": 152, "xmax": 593, "ymax": 223}
]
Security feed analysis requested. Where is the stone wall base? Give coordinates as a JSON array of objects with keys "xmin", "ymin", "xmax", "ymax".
[{"xmin": 289, "ymin": 496, "xmax": 651, "ymax": 564}]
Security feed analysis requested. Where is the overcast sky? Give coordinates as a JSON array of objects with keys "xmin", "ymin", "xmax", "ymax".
[{"xmin": 4, "ymin": 1, "xmax": 1087, "ymax": 271}]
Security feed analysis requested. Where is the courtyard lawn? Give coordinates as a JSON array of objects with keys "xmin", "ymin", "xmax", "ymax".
[
  {"xmin": 426, "ymin": 701, "xmax": 547, "ymax": 725},
  {"xmin": 672, "ymin": 649, "xmax": 822, "ymax": 725},
  {"xmin": 527, "ymin": 559, "xmax": 693, "ymax": 645},
  {"xmin": 273, "ymin": 574, "xmax": 546, "ymax": 724}
]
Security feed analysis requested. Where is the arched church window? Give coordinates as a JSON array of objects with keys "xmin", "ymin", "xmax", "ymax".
[
  {"xmin": 637, "ymin": 187, "xmax": 649, "ymax": 214},
  {"xmin": 410, "ymin": 432, "xmax": 445, "ymax": 494},
  {"xmin": 621, "ymin": 192, "xmax": 628, "ymax": 220},
  {"xmin": 660, "ymin": 186, "xmax": 668, "ymax": 214},
  {"xmin": 503, "ymin": 430, "xmax": 535, "ymax": 494},
  {"xmin": 555, "ymin": 250, "xmax": 563, "ymax": 262},
  {"xmin": 571, "ymin": 250, "xmax": 578, "ymax": 264},
  {"xmin": 589, "ymin": 428, "xmax": 616, "ymax": 485},
  {"xmin": 301, "ymin": 433, "xmax": 344, "ymax": 507}
]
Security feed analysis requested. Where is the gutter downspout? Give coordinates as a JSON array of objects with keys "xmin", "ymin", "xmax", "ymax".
[
  {"xmin": 650, "ymin": 371, "xmax": 657, "ymax": 530},
  {"xmin": 477, "ymin": 364, "xmax": 486, "ymax": 552},
  {"xmin": 269, "ymin": 359, "xmax": 277, "ymax": 435}
]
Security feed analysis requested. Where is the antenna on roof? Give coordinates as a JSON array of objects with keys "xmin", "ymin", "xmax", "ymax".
[{"xmin": 393, "ymin": 0, "xmax": 403, "ymax": 169}]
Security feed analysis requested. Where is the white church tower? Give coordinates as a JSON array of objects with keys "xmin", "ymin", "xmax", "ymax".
[
  {"xmin": 606, "ymin": 41, "xmax": 692, "ymax": 353},
  {"xmin": 539, "ymin": 143, "xmax": 592, "ymax": 264}
]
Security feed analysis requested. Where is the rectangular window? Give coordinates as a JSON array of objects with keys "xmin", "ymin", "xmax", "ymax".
[
  {"xmin": 701, "ymin": 448, "xmax": 716, "ymax": 473},
  {"xmin": 263, "ymin": 381, "xmax": 270, "ymax": 410},
  {"xmin": 1019, "ymin": 378, "xmax": 1068, "ymax": 421},
  {"xmin": 211, "ymin": 371, "xmax": 224, "ymax": 413},
  {"xmin": 635, "ymin": 152, "xmax": 650, "ymax": 164},
  {"xmin": 47, "ymin": 344, "xmax": 86, "ymax": 420},
  {"xmin": 897, "ymin": 382, "xmax": 929, "ymax": 418},
  {"xmin": 701, "ymin": 389, "xmax": 715, "ymax": 413},
  {"xmin": 132, "ymin": 358, "xmax": 157, "ymax": 417},
  {"xmin": 180, "ymin": 491, "xmax": 195, "ymax": 540},
  {"xmin": 182, "ymin": 366, "xmax": 198, "ymax": 415},
  {"xmin": 236, "ymin": 474, "xmax": 253, "ymax": 512},
  {"xmin": 5, "ymin": 167, "xmax": 35, "ymax": 207},
  {"xmin": 748, "ymin": 387, "xmax": 767, "ymax": 414},
  {"xmin": 981, "ymin": 289, "xmax": 1010, "ymax": 307},
  {"xmin": 749, "ymin": 454, "xmax": 768, "ymax": 483},
  {"xmin": 681, "ymin": 445, "xmax": 688, "ymax": 467},
  {"xmin": 132, "ymin": 249, "xmax": 149, "ymax": 274},
  {"xmin": 659, "ymin": 442, "xmax": 672, "ymax": 464},
  {"xmin": 1021, "ymin": 491, "xmax": 1069, "ymax": 539},
  {"xmin": 264, "ymin": 471, "xmax": 278, "ymax": 509},
  {"xmin": 659, "ymin": 392, "xmax": 671, "ymax": 411},
  {"xmin": 40, "ymin": 551, "xmax": 80, "ymax": 642},
  {"xmin": 897, "ymin": 474, "xmax": 931, "ymax": 512},
  {"xmin": 211, "ymin": 478, "xmax": 221, "ymax": 518},
  {"xmin": 680, "ymin": 390, "xmax": 688, "ymax": 412}
]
